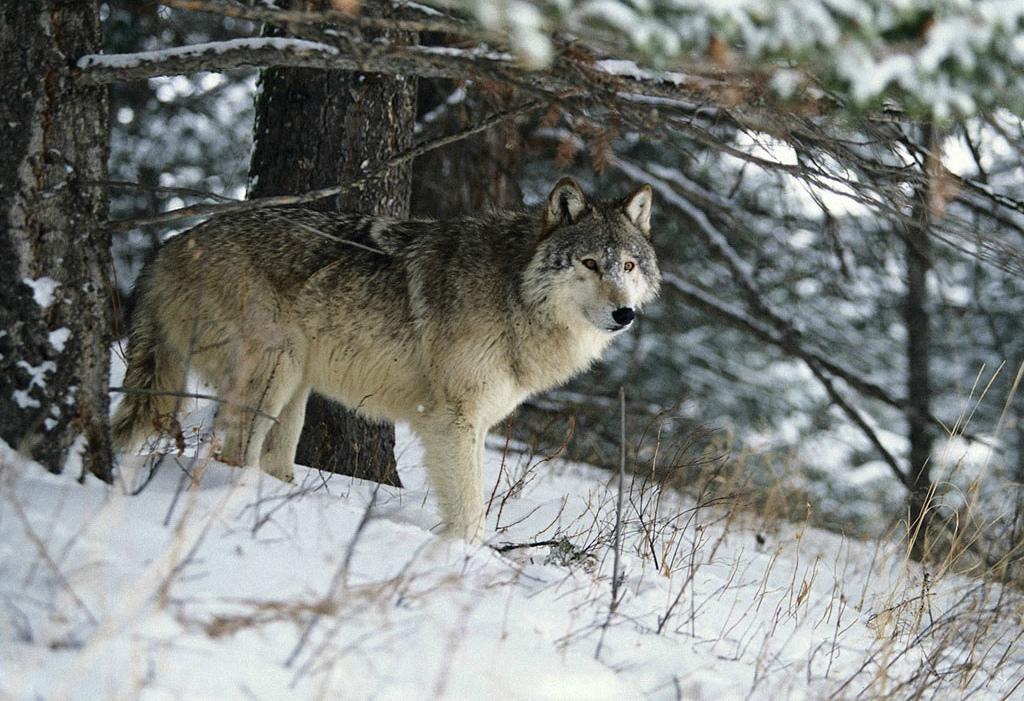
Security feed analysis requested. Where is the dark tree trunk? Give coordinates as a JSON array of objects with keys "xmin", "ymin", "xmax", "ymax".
[
  {"xmin": 248, "ymin": 0, "xmax": 416, "ymax": 485},
  {"xmin": 0, "ymin": 1, "xmax": 112, "ymax": 480},
  {"xmin": 411, "ymin": 80, "xmax": 523, "ymax": 217},
  {"xmin": 906, "ymin": 124, "xmax": 935, "ymax": 559}
]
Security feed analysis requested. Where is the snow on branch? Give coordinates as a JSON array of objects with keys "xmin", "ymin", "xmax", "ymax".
[
  {"xmin": 77, "ymin": 37, "xmax": 344, "ymax": 83},
  {"xmin": 75, "ymin": 35, "xmax": 742, "ymax": 105}
]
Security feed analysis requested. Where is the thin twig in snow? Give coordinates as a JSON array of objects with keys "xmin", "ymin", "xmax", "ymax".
[
  {"xmin": 595, "ymin": 386, "xmax": 628, "ymax": 660},
  {"xmin": 3, "ymin": 490, "xmax": 97, "ymax": 625},
  {"xmin": 285, "ymin": 483, "xmax": 380, "ymax": 670},
  {"xmin": 110, "ymin": 385, "xmax": 280, "ymax": 424}
]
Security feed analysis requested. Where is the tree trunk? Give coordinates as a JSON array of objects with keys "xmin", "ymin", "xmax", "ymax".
[
  {"xmin": 0, "ymin": 1, "xmax": 112, "ymax": 480},
  {"xmin": 906, "ymin": 123, "xmax": 935, "ymax": 560},
  {"xmin": 411, "ymin": 80, "xmax": 522, "ymax": 217},
  {"xmin": 248, "ymin": 0, "xmax": 416, "ymax": 485}
]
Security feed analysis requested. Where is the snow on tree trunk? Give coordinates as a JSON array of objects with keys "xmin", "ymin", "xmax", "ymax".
[
  {"xmin": 0, "ymin": 0, "xmax": 112, "ymax": 480},
  {"xmin": 248, "ymin": 0, "xmax": 415, "ymax": 486}
]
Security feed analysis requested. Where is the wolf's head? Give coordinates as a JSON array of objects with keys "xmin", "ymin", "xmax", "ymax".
[{"xmin": 524, "ymin": 177, "xmax": 661, "ymax": 334}]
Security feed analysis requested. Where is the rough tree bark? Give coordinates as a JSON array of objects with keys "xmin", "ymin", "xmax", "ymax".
[
  {"xmin": 248, "ymin": 0, "xmax": 415, "ymax": 485},
  {"xmin": 0, "ymin": 1, "xmax": 112, "ymax": 479},
  {"xmin": 906, "ymin": 123, "xmax": 935, "ymax": 559}
]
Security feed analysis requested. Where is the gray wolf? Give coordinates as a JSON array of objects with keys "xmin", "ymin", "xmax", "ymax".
[{"xmin": 111, "ymin": 177, "xmax": 660, "ymax": 541}]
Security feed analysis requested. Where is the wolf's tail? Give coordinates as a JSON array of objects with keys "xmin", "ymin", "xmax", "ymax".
[{"xmin": 111, "ymin": 275, "xmax": 184, "ymax": 452}]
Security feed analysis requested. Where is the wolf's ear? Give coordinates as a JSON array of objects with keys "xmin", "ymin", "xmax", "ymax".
[
  {"xmin": 544, "ymin": 177, "xmax": 588, "ymax": 229},
  {"xmin": 623, "ymin": 184, "xmax": 653, "ymax": 237}
]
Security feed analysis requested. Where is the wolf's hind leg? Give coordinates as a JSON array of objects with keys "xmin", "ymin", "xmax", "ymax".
[
  {"xmin": 215, "ymin": 344, "xmax": 302, "ymax": 478},
  {"xmin": 416, "ymin": 414, "xmax": 486, "ymax": 543},
  {"xmin": 259, "ymin": 385, "xmax": 310, "ymax": 481}
]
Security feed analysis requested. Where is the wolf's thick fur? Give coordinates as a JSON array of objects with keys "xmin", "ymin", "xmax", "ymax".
[{"xmin": 112, "ymin": 178, "xmax": 660, "ymax": 541}]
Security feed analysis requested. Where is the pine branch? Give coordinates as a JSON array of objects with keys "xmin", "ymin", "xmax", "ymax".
[
  {"xmin": 661, "ymin": 273, "xmax": 912, "ymax": 490},
  {"xmin": 619, "ymin": 160, "xmax": 921, "ymax": 482},
  {"xmin": 620, "ymin": 157, "xmax": 985, "ymax": 435}
]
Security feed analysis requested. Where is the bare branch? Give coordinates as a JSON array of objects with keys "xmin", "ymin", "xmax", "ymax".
[
  {"xmin": 110, "ymin": 386, "xmax": 279, "ymax": 424},
  {"xmin": 91, "ymin": 179, "xmax": 236, "ymax": 203},
  {"xmin": 107, "ymin": 99, "xmax": 542, "ymax": 231},
  {"xmin": 625, "ymin": 158, "xmax": 919, "ymax": 484}
]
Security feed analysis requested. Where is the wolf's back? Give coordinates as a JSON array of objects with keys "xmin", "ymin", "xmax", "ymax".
[{"xmin": 111, "ymin": 207, "xmax": 402, "ymax": 449}]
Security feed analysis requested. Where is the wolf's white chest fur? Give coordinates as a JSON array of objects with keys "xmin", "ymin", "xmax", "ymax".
[{"xmin": 509, "ymin": 321, "xmax": 610, "ymax": 403}]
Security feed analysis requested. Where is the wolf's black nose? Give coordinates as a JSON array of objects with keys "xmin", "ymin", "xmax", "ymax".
[{"xmin": 612, "ymin": 307, "xmax": 635, "ymax": 325}]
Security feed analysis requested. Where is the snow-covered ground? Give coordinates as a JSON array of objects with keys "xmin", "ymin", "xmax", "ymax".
[{"xmin": 2, "ymin": 420, "xmax": 1022, "ymax": 700}]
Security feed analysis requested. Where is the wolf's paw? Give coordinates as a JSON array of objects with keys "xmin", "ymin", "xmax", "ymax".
[
  {"xmin": 441, "ymin": 516, "xmax": 487, "ymax": 544},
  {"xmin": 261, "ymin": 465, "xmax": 295, "ymax": 483},
  {"xmin": 213, "ymin": 449, "xmax": 244, "ymax": 468}
]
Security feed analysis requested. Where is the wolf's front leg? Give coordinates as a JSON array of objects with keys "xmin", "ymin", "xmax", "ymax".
[{"xmin": 417, "ymin": 416, "xmax": 486, "ymax": 543}]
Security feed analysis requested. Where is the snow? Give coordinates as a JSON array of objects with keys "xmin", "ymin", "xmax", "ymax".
[
  {"xmin": 77, "ymin": 37, "xmax": 340, "ymax": 71},
  {"xmin": 11, "ymin": 389, "xmax": 40, "ymax": 410},
  {"xmin": 2, "ymin": 415, "xmax": 1022, "ymax": 699},
  {"xmin": 12, "ymin": 359, "xmax": 57, "ymax": 409},
  {"xmin": 417, "ymin": 86, "xmax": 469, "ymax": 132},
  {"xmin": 16, "ymin": 360, "xmax": 55, "ymax": 389},
  {"xmin": 22, "ymin": 276, "xmax": 60, "ymax": 309},
  {"xmin": 417, "ymin": 45, "xmax": 513, "ymax": 62},
  {"xmin": 400, "ymin": 0, "xmax": 445, "ymax": 16},
  {"xmin": 595, "ymin": 59, "xmax": 694, "ymax": 88},
  {"xmin": 48, "ymin": 327, "xmax": 71, "ymax": 353}
]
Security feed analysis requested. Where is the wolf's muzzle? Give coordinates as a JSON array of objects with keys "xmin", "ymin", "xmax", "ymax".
[
  {"xmin": 612, "ymin": 307, "xmax": 635, "ymax": 325},
  {"xmin": 608, "ymin": 306, "xmax": 636, "ymax": 331}
]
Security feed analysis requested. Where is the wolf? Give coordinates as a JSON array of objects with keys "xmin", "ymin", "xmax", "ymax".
[{"xmin": 112, "ymin": 177, "xmax": 660, "ymax": 541}]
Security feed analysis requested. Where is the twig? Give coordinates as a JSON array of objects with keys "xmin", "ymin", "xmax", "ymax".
[
  {"xmin": 265, "ymin": 210, "xmax": 386, "ymax": 255},
  {"xmin": 109, "ymin": 385, "xmax": 279, "ymax": 424},
  {"xmin": 595, "ymin": 385, "xmax": 628, "ymax": 660},
  {"xmin": 491, "ymin": 539, "xmax": 562, "ymax": 553},
  {"xmin": 91, "ymin": 179, "xmax": 236, "ymax": 202},
  {"xmin": 485, "ymin": 418, "xmax": 514, "ymax": 517},
  {"xmin": 4, "ymin": 491, "xmax": 98, "ymax": 625},
  {"xmin": 285, "ymin": 483, "xmax": 380, "ymax": 669},
  {"xmin": 611, "ymin": 385, "xmax": 627, "ymax": 610}
]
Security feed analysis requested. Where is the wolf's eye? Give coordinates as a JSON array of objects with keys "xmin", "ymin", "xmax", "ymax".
[
  {"xmin": 581, "ymin": 258, "xmax": 599, "ymax": 271},
  {"xmin": 623, "ymin": 261, "xmax": 635, "ymax": 272}
]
